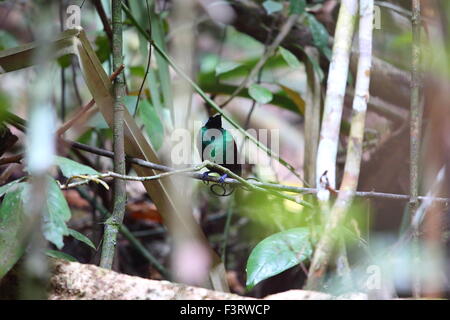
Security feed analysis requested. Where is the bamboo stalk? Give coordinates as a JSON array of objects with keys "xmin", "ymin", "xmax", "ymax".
[
  {"xmin": 315, "ymin": 0, "xmax": 358, "ymax": 190},
  {"xmin": 306, "ymin": 0, "xmax": 374, "ymax": 290}
]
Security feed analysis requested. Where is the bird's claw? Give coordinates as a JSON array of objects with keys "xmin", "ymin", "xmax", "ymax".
[
  {"xmin": 202, "ymin": 171, "xmax": 212, "ymax": 185},
  {"xmin": 218, "ymin": 174, "xmax": 228, "ymax": 184}
]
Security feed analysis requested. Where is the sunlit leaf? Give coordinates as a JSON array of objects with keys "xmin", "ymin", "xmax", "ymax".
[
  {"xmin": 263, "ymin": 0, "xmax": 283, "ymax": 14},
  {"xmin": 246, "ymin": 228, "xmax": 312, "ymax": 289},
  {"xmin": 45, "ymin": 249, "xmax": 77, "ymax": 262},
  {"xmin": 68, "ymin": 229, "xmax": 96, "ymax": 250},
  {"xmin": 55, "ymin": 156, "xmax": 99, "ymax": 178},
  {"xmin": 215, "ymin": 61, "xmax": 242, "ymax": 76},
  {"xmin": 279, "ymin": 47, "xmax": 301, "ymax": 68},
  {"xmin": 0, "ymin": 185, "xmax": 26, "ymax": 278},
  {"xmin": 248, "ymin": 84, "xmax": 273, "ymax": 104}
]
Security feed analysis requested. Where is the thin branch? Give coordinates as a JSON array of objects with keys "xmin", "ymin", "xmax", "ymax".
[
  {"xmin": 92, "ymin": 0, "xmax": 113, "ymax": 43},
  {"xmin": 59, "ymin": 160, "xmax": 313, "ymax": 208},
  {"xmin": 133, "ymin": 0, "xmax": 152, "ymax": 117},
  {"xmin": 409, "ymin": 0, "xmax": 423, "ymax": 299},
  {"xmin": 0, "ymin": 154, "xmax": 22, "ymax": 165},
  {"xmin": 4, "ymin": 113, "xmax": 450, "ymax": 205},
  {"xmin": 64, "ymin": 139, "xmax": 450, "ymax": 204}
]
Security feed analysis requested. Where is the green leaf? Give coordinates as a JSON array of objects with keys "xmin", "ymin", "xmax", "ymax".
[
  {"xmin": 43, "ymin": 178, "xmax": 71, "ymax": 249},
  {"xmin": 263, "ymin": 0, "xmax": 283, "ymax": 14},
  {"xmin": 68, "ymin": 228, "xmax": 96, "ymax": 250},
  {"xmin": 306, "ymin": 14, "xmax": 331, "ymax": 58},
  {"xmin": 95, "ymin": 33, "xmax": 111, "ymax": 63},
  {"xmin": 55, "ymin": 156, "xmax": 99, "ymax": 178},
  {"xmin": 45, "ymin": 249, "xmax": 77, "ymax": 262},
  {"xmin": 57, "ymin": 54, "xmax": 72, "ymax": 69},
  {"xmin": 138, "ymin": 100, "xmax": 165, "ymax": 151},
  {"xmin": 289, "ymin": 0, "xmax": 306, "ymax": 15},
  {"xmin": 246, "ymin": 228, "xmax": 312, "ymax": 289},
  {"xmin": 248, "ymin": 84, "xmax": 273, "ymax": 104},
  {"xmin": 0, "ymin": 178, "xmax": 24, "ymax": 197},
  {"xmin": 279, "ymin": 47, "xmax": 301, "ymax": 68},
  {"xmin": 0, "ymin": 185, "xmax": 26, "ymax": 278},
  {"xmin": 215, "ymin": 61, "xmax": 242, "ymax": 76}
]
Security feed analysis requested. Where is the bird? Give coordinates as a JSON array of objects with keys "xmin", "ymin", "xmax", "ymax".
[{"xmin": 197, "ymin": 114, "xmax": 242, "ymax": 188}]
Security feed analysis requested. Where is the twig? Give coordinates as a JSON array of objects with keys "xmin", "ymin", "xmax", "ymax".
[
  {"xmin": 0, "ymin": 154, "xmax": 23, "ymax": 165},
  {"xmin": 133, "ymin": 0, "xmax": 152, "ymax": 117},
  {"xmin": 100, "ymin": 0, "xmax": 127, "ymax": 269},
  {"xmin": 56, "ymin": 64, "xmax": 125, "ymax": 136},
  {"xmin": 92, "ymin": 0, "xmax": 113, "ymax": 43}
]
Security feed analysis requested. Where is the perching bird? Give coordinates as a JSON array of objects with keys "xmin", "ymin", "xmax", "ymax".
[{"xmin": 197, "ymin": 114, "xmax": 242, "ymax": 188}]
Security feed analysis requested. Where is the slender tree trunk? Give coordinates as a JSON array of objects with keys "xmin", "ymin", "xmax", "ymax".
[
  {"xmin": 409, "ymin": 0, "xmax": 423, "ymax": 299},
  {"xmin": 100, "ymin": 0, "xmax": 127, "ymax": 269}
]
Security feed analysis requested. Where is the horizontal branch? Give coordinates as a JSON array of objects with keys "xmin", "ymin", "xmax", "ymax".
[
  {"xmin": 3, "ymin": 113, "xmax": 449, "ymax": 205},
  {"xmin": 66, "ymin": 140, "xmax": 450, "ymax": 204}
]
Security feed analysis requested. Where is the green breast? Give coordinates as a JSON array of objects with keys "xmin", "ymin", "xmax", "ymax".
[{"xmin": 200, "ymin": 127, "xmax": 235, "ymax": 164}]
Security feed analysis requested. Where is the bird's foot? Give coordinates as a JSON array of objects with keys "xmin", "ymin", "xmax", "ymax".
[
  {"xmin": 202, "ymin": 171, "xmax": 213, "ymax": 184},
  {"xmin": 218, "ymin": 173, "xmax": 228, "ymax": 184}
]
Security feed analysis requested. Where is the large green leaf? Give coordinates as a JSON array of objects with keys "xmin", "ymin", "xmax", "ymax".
[
  {"xmin": 42, "ymin": 178, "xmax": 71, "ymax": 249},
  {"xmin": 138, "ymin": 99, "xmax": 164, "ymax": 151},
  {"xmin": 279, "ymin": 47, "xmax": 301, "ymax": 69},
  {"xmin": 0, "ymin": 185, "xmax": 26, "ymax": 278},
  {"xmin": 55, "ymin": 156, "xmax": 99, "ymax": 178},
  {"xmin": 248, "ymin": 84, "xmax": 273, "ymax": 104},
  {"xmin": 246, "ymin": 228, "xmax": 312, "ymax": 289}
]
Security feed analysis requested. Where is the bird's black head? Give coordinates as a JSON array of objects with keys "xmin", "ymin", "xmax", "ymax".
[{"xmin": 204, "ymin": 114, "xmax": 222, "ymax": 129}]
